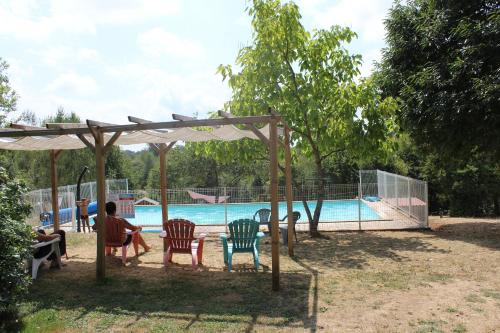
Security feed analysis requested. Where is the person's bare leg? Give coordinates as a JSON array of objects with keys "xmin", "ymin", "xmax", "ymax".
[
  {"xmin": 132, "ymin": 233, "xmax": 139, "ymax": 256},
  {"xmin": 137, "ymin": 234, "xmax": 151, "ymax": 252},
  {"xmin": 85, "ymin": 218, "xmax": 91, "ymax": 233}
]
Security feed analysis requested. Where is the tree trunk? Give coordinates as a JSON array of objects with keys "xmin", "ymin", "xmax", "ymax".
[{"xmin": 309, "ymin": 150, "xmax": 325, "ymax": 237}]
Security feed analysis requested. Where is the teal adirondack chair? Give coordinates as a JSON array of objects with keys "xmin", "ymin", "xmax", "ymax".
[{"xmin": 220, "ymin": 219, "xmax": 265, "ymax": 272}]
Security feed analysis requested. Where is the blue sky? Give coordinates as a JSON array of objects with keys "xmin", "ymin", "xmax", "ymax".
[{"xmin": 0, "ymin": 0, "xmax": 393, "ymax": 125}]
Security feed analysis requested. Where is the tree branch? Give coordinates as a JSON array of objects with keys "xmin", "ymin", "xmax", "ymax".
[{"xmin": 320, "ymin": 148, "xmax": 346, "ymax": 162}]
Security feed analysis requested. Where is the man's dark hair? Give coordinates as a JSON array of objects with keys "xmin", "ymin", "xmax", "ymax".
[{"xmin": 105, "ymin": 201, "xmax": 116, "ymax": 215}]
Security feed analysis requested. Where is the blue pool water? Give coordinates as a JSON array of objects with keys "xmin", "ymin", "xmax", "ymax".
[{"xmin": 125, "ymin": 200, "xmax": 380, "ymax": 226}]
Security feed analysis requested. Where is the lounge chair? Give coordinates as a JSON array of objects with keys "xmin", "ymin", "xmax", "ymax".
[
  {"xmin": 220, "ymin": 219, "xmax": 265, "ymax": 272},
  {"xmin": 160, "ymin": 219, "xmax": 206, "ymax": 268},
  {"xmin": 31, "ymin": 236, "xmax": 62, "ymax": 279}
]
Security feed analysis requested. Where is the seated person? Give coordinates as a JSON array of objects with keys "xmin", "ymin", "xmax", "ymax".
[
  {"xmin": 33, "ymin": 229, "xmax": 67, "ymax": 267},
  {"xmin": 76, "ymin": 198, "xmax": 91, "ymax": 233},
  {"xmin": 105, "ymin": 201, "xmax": 151, "ymax": 254}
]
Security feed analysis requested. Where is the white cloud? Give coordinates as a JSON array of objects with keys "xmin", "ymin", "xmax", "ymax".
[
  {"xmin": 297, "ymin": 0, "xmax": 391, "ymax": 77},
  {"xmin": 105, "ymin": 63, "xmax": 229, "ymax": 120},
  {"xmin": 359, "ymin": 48, "xmax": 382, "ymax": 77},
  {"xmin": 30, "ymin": 47, "xmax": 101, "ymax": 67},
  {"xmin": 0, "ymin": 0, "xmax": 180, "ymax": 40},
  {"xmin": 46, "ymin": 72, "xmax": 99, "ymax": 96},
  {"xmin": 137, "ymin": 28, "xmax": 205, "ymax": 59},
  {"xmin": 299, "ymin": 0, "xmax": 391, "ymax": 44}
]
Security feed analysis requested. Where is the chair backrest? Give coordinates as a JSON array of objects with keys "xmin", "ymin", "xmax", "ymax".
[
  {"xmin": 253, "ymin": 208, "xmax": 271, "ymax": 223},
  {"xmin": 164, "ymin": 219, "xmax": 196, "ymax": 251},
  {"xmin": 292, "ymin": 211, "xmax": 301, "ymax": 223},
  {"xmin": 104, "ymin": 216, "xmax": 126, "ymax": 247},
  {"xmin": 228, "ymin": 219, "xmax": 260, "ymax": 250}
]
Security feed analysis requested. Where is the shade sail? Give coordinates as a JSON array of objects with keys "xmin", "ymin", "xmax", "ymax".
[{"xmin": 0, "ymin": 124, "xmax": 267, "ymax": 151}]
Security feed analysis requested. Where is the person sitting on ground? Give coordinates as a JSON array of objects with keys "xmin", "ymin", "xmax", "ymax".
[
  {"xmin": 33, "ymin": 229, "xmax": 67, "ymax": 267},
  {"xmin": 105, "ymin": 201, "xmax": 151, "ymax": 254},
  {"xmin": 76, "ymin": 198, "xmax": 91, "ymax": 233}
]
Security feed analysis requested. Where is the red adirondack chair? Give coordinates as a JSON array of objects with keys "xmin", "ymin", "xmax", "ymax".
[
  {"xmin": 101, "ymin": 216, "xmax": 139, "ymax": 265},
  {"xmin": 159, "ymin": 219, "xmax": 206, "ymax": 268}
]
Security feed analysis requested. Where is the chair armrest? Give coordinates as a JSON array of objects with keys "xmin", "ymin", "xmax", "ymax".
[
  {"xmin": 32, "ymin": 236, "xmax": 60, "ymax": 249},
  {"xmin": 127, "ymin": 230, "xmax": 139, "ymax": 235},
  {"xmin": 280, "ymin": 215, "xmax": 287, "ymax": 221},
  {"xmin": 219, "ymin": 233, "xmax": 228, "ymax": 241},
  {"xmin": 159, "ymin": 230, "xmax": 167, "ymax": 238},
  {"xmin": 197, "ymin": 233, "xmax": 207, "ymax": 240},
  {"xmin": 256, "ymin": 231, "xmax": 265, "ymax": 239}
]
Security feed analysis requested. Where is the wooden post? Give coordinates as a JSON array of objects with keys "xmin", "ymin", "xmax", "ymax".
[
  {"xmin": 94, "ymin": 130, "xmax": 107, "ymax": 280},
  {"xmin": 50, "ymin": 150, "xmax": 60, "ymax": 231},
  {"xmin": 284, "ymin": 126, "xmax": 294, "ymax": 256},
  {"xmin": 159, "ymin": 143, "xmax": 168, "ymax": 253},
  {"xmin": 269, "ymin": 119, "xmax": 280, "ymax": 291}
]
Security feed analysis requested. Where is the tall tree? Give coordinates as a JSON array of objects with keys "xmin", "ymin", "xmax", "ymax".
[
  {"xmin": 215, "ymin": 0, "xmax": 398, "ymax": 235},
  {"xmin": 376, "ymin": 0, "xmax": 500, "ymax": 160},
  {"xmin": 376, "ymin": 0, "xmax": 500, "ymax": 216},
  {"xmin": 0, "ymin": 58, "xmax": 17, "ymax": 127}
]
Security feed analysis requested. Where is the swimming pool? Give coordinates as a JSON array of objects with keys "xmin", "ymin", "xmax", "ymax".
[{"xmin": 125, "ymin": 200, "xmax": 381, "ymax": 226}]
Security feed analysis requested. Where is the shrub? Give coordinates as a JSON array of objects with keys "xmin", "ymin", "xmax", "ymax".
[{"xmin": 0, "ymin": 166, "xmax": 32, "ymax": 314}]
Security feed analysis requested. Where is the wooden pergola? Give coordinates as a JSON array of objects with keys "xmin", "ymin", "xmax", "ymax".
[{"xmin": 0, "ymin": 112, "xmax": 294, "ymax": 291}]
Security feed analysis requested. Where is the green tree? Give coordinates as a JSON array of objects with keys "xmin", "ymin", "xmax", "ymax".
[
  {"xmin": 215, "ymin": 0, "xmax": 398, "ymax": 235},
  {"xmin": 377, "ymin": 0, "xmax": 500, "ymax": 160},
  {"xmin": 0, "ymin": 167, "xmax": 32, "ymax": 318},
  {"xmin": 0, "ymin": 58, "xmax": 17, "ymax": 126},
  {"xmin": 376, "ymin": 0, "xmax": 500, "ymax": 216}
]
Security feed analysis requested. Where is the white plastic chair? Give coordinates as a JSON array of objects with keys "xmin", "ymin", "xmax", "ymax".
[{"xmin": 31, "ymin": 236, "xmax": 62, "ymax": 279}]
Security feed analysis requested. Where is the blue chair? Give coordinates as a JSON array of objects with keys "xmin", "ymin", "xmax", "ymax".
[{"xmin": 220, "ymin": 219, "xmax": 265, "ymax": 272}]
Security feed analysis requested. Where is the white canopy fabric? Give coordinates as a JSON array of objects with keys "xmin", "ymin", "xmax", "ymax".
[{"xmin": 0, "ymin": 124, "xmax": 267, "ymax": 151}]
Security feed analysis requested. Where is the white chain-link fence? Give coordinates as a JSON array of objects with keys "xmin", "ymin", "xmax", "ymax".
[
  {"xmin": 119, "ymin": 170, "xmax": 427, "ymax": 231},
  {"xmin": 24, "ymin": 179, "xmax": 128, "ymax": 228},
  {"xmin": 24, "ymin": 170, "xmax": 428, "ymax": 232}
]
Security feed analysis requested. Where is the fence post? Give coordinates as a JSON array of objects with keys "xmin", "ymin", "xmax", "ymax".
[
  {"xmin": 106, "ymin": 180, "xmax": 110, "ymax": 200},
  {"xmin": 383, "ymin": 172, "xmax": 387, "ymax": 199},
  {"xmin": 407, "ymin": 177, "xmax": 412, "ymax": 218},
  {"xmin": 424, "ymin": 181, "xmax": 429, "ymax": 228},
  {"xmin": 39, "ymin": 189, "xmax": 43, "ymax": 215},
  {"xmin": 224, "ymin": 186, "xmax": 228, "ymax": 233},
  {"xmin": 395, "ymin": 176, "xmax": 399, "ymax": 209},
  {"xmin": 89, "ymin": 182, "xmax": 94, "ymax": 202},
  {"xmin": 125, "ymin": 179, "xmax": 129, "ymax": 192},
  {"xmin": 358, "ymin": 170, "xmax": 362, "ymax": 230},
  {"xmin": 68, "ymin": 185, "xmax": 75, "ymax": 231}
]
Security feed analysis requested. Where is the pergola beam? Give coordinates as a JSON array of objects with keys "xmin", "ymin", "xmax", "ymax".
[
  {"xmin": 172, "ymin": 114, "xmax": 196, "ymax": 121},
  {"xmin": 104, "ymin": 131, "xmax": 122, "ymax": 152},
  {"xmin": 77, "ymin": 134, "xmax": 95, "ymax": 152},
  {"xmin": 46, "ymin": 123, "xmax": 87, "ymax": 129},
  {"xmin": 87, "ymin": 123, "xmax": 107, "ymax": 280},
  {"xmin": 0, "ymin": 115, "xmax": 280, "ymax": 138},
  {"xmin": 284, "ymin": 126, "xmax": 294, "ymax": 256},
  {"xmin": 10, "ymin": 123, "xmax": 46, "ymax": 130},
  {"xmin": 269, "ymin": 118, "xmax": 280, "ymax": 291},
  {"xmin": 50, "ymin": 149, "xmax": 61, "ymax": 231},
  {"xmin": 218, "ymin": 111, "xmax": 270, "ymax": 146},
  {"xmin": 128, "ymin": 115, "xmax": 174, "ymax": 255}
]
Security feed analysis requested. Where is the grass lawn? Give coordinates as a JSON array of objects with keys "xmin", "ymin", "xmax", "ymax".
[{"xmin": 9, "ymin": 217, "xmax": 500, "ymax": 332}]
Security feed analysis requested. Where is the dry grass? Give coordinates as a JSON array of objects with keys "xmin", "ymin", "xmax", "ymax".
[{"xmin": 13, "ymin": 217, "xmax": 500, "ymax": 332}]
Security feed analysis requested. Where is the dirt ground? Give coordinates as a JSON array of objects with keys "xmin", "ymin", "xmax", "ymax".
[{"xmin": 24, "ymin": 216, "xmax": 500, "ymax": 332}]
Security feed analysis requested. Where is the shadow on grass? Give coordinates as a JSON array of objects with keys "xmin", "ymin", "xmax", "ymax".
[
  {"xmin": 20, "ymin": 260, "xmax": 314, "ymax": 332},
  {"xmin": 432, "ymin": 222, "xmax": 500, "ymax": 251},
  {"xmin": 263, "ymin": 231, "xmax": 449, "ymax": 270}
]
